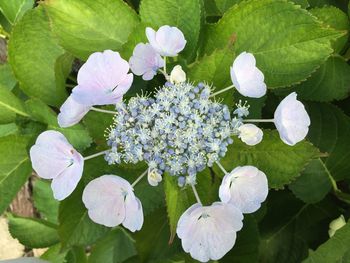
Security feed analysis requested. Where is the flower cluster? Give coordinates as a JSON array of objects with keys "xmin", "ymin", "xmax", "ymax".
[
  {"xmin": 106, "ymin": 82, "xmax": 233, "ymax": 179},
  {"xmin": 29, "ymin": 25, "xmax": 312, "ymax": 263}
]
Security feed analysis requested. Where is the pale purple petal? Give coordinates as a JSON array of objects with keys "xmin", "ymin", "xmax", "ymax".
[
  {"xmin": 238, "ymin": 123, "xmax": 263, "ymax": 146},
  {"xmin": 58, "ymin": 95, "xmax": 91, "ymax": 128},
  {"xmin": 230, "ymin": 52, "xmax": 266, "ymax": 98},
  {"xmin": 274, "ymin": 92, "xmax": 311, "ymax": 146},
  {"xmin": 29, "ymin": 131, "xmax": 79, "ymax": 179},
  {"xmin": 129, "ymin": 43, "xmax": 164, "ymax": 81},
  {"xmin": 72, "ymin": 50, "xmax": 133, "ymax": 106},
  {"xmin": 177, "ymin": 202, "xmax": 243, "ymax": 262},
  {"xmin": 123, "ymin": 196, "xmax": 144, "ymax": 232},
  {"xmin": 146, "ymin": 26, "xmax": 186, "ymax": 57},
  {"xmin": 82, "ymin": 175, "xmax": 144, "ymax": 230},
  {"xmin": 51, "ymin": 155, "xmax": 84, "ymax": 200},
  {"xmin": 219, "ymin": 166, "xmax": 268, "ymax": 213}
]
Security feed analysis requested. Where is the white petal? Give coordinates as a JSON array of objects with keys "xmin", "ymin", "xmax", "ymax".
[
  {"xmin": 274, "ymin": 92, "xmax": 311, "ymax": 145},
  {"xmin": 230, "ymin": 52, "xmax": 266, "ymax": 98},
  {"xmin": 51, "ymin": 157, "xmax": 84, "ymax": 200},
  {"xmin": 147, "ymin": 26, "xmax": 186, "ymax": 57},
  {"xmin": 82, "ymin": 175, "xmax": 143, "ymax": 229},
  {"xmin": 219, "ymin": 166, "xmax": 268, "ymax": 213},
  {"xmin": 123, "ymin": 196, "xmax": 144, "ymax": 232},
  {"xmin": 72, "ymin": 50, "xmax": 132, "ymax": 106},
  {"xmin": 147, "ymin": 169, "xmax": 162, "ymax": 186},
  {"xmin": 29, "ymin": 131, "xmax": 79, "ymax": 179},
  {"xmin": 58, "ymin": 95, "xmax": 91, "ymax": 128},
  {"xmin": 177, "ymin": 202, "xmax": 243, "ymax": 262},
  {"xmin": 170, "ymin": 65, "xmax": 186, "ymax": 84},
  {"xmin": 238, "ymin": 124, "xmax": 263, "ymax": 146}
]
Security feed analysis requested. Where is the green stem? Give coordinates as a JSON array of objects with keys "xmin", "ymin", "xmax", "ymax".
[{"xmin": 209, "ymin": 85, "xmax": 235, "ymax": 98}]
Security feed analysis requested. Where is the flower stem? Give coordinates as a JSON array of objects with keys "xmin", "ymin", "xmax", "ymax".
[
  {"xmin": 84, "ymin": 150, "xmax": 109, "ymax": 161},
  {"xmin": 216, "ymin": 161, "xmax": 228, "ymax": 174},
  {"xmin": 191, "ymin": 184, "xmax": 202, "ymax": 205},
  {"xmin": 159, "ymin": 69, "xmax": 170, "ymax": 81},
  {"xmin": 91, "ymin": 107, "xmax": 118, "ymax": 115},
  {"xmin": 131, "ymin": 169, "xmax": 148, "ymax": 188},
  {"xmin": 243, "ymin": 119, "xmax": 274, "ymax": 123},
  {"xmin": 209, "ymin": 85, "xmax": 235, "ymax": 98},
  {"xmin": 164, "ymin": 56, "xmax": 167, "ymax": 74}
]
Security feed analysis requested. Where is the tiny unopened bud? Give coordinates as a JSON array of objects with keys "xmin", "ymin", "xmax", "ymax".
[
  {"xmin": 238, "ymin": 124, "xmax": 263, "ymax": 146},
  {"xmin": 170, "ymin": 65, "xmax": 186, "ymax": 84},
  {"xmin": 148, "ymin": 168, "xmax": 162, "ymax": 186},
  {"xmin": 329, "ymin": 215, "xmax": 346, "ymax": 237}
]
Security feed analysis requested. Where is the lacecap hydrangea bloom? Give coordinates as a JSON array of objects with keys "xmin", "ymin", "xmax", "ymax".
[{"xmin": 29, "ymin": 25, "xmax": 311, "ymax": 262}]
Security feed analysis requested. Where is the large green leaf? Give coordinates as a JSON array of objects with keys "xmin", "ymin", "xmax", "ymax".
[
  {"xmin": 43, "ymin": 0, "xmax": 139, "ymax": 60},
  {"xmin": 8, "ymin": 6, "xmax": 70, "ymax": 106},
  {"xmin": 8, "ymin": 215, "xmax": 60, "ymax": 248},
  {"xmin": 0, "ymin": 0, "xmax": 34, "ymax": 24},
  {"xmin": 0, "ymin": 63, "xmax": 16, "ymax": 90},
  {"xmin": 164, "ymin": 174, "xmax": 193, "ymax": 242},
  {"xmin": 0, "ymin": 135, "xmax": 32, "ymax": 214},
  {"xmin": 202, "ymin": 0, "xmax": 343, "ymax": 87},
  {"xmin": 33, "ymin": 179, "xmax": 59, "ymax": 224},
  {"xmin": 306, "ymin": 103, "xmax": 350, "ymax": 181},
  {"xmin": 213, "ymin": 130, "xmax": 319, "ymax": 189},
  {"xmin": 0, "ymin": 85, "xmax": 28, "ymax": 124},
  {"xmin": 58, "ymin": 183, "xmax": 109, "ymax": 249},
  {"xmin": 303, "ymin": 221, "xmax": 350, "ymax": 263},
  {"xmin": 310, "ymin": 6, "xmax": 350, "ymax": 53},
  {"xmin": 25, "ymin": 98, "xmax": 92, "ymax": 151},
  {"xmin": 88, "ymin": 228, "xmax": 137, "ymax": 263},
  {"xmin": 285, "ymin": 56, "xmax": 350, "ymax": 102},
  {"xmin": 139, "ymin": 0, "xmax": 202, "ymax": 58},
  {"xmin": 259, "ymin": 191, "xmax": 339, "ymax": 263},
  {"xmin": 289, "ymin": 159, "xmax": 332, "ymax": 204},
  {"xmin": 41, "ymin": 244, "xmax": 68, "ymax": 263},
  {"xmin": 0, "ymin": 123, "xmax": 18, "ymax": 137}
]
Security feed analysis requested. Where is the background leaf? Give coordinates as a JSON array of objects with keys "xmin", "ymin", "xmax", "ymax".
[
  {"xmin": 0, "ymin": 0, "xmax": 34, "ymax": 24},
  {"xmin": 43, "ymin": 0, "xmax": 139, "ymax": 60},
  {"xmin": 202, "ymin": 0, "xmax": 343, "ymax": 87}
]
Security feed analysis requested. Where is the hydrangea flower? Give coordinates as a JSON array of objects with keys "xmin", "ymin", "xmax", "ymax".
[
  {"xmin": 129, "ymin": 43, "xmax": 164, "ymax": 80},
  {"xmin": 29, "ymin": 131, "xmax": 84, "ymax": 200},
  {"xmin": 230, "ymin": 52, "xmax": 266, "ymax": 98},
  {"xmin": 238, "ymin": 123, "xmax": 263, "ymax": 146},
  {"xmin": 147, "ymin": 168, "xmax": 162, "ymax": 186},
  {"xmin": 176, "ymin": 202, "xmax": 243, "ymax": 262},
  {"xmin": 58, "ymin": 95, "xmax": 91, "ymax": 128},
  {"xmin": 219, "ymin": 166, "xmax": 268, "ymax": 213},
  {"xmin": 72, "ymin": 50, "xmax": 133, "ymax": 106},
  {"xmin": 146, "ymin": 26, "xmax": 186, "ymax": 57},
  {"xmin": 82, "ymin": 175, "xmax": 143, "ymax": 231},
  {"xmin": 274, "ymin": 92, "xmax": 310, "ymax": 146},
  {"xmin": 106, "ymin": 82, "xmax": 233, "ymax": 177},
  {"xmin": 170, "ymin": 65, "xmax": 186, "ymax": 84}
]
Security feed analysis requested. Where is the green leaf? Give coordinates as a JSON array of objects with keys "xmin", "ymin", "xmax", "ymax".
[
  {"xmin": 25, "ymin": 98, "xmax": 92, "ymax": 151},
  {"xmin": 133, "ymin": 208, "xmax": 182, "ymax": 262},
  {"xmin": 0, "ymin": 63, "xmax": 16, "ymax": 91},
  {"xmin": 8, "ymin": 6, "xmax": 71, "ymax": 106},
  {"xmin": 8, "ymin": 215, "xmax": 60, "ymax": 248},
  {"xmin": 41, "ymin": 244, "xmax": 68, "ymax": 263},
  {"xmin": 33, "ymin": 179, "xmax": 59, "ymax": 224},
  {"xmin": 286, "ymin": 56, "xmax": 350, "ymax": 102},
  {"xmin": 221, "ymin": 215, "xmax": 260, "ymax": 263},
  {"xmin": 164, "ymin": 174, "xmax": 193, "ymax": 242},
  {"xmin": 202, "ymin": 0, "xmax": 343, "ymax": 88},
  {"xmin": 43, "ymin": 0, "xmax": 139, "ymax": 60},
  {"xmin": 0, "ymin": 84, "xmax": 28, "ymax": 124},
  {"xmin": 289, "ymin": 159, "xmax": 332, "ymax": 204},
  {"xmin": 66, "ymin": 246, "xmax": 88, "ymax": 263},
  {"xmin": 83, "ymin": 110, "xmax": 113, "ymax": 146},
  {"xmin": 306, "ymin": 103, "xmax": 350, "ymax": 181},
  {"xmin": 0, "ymin": 135, "xmax": 32, "ymax": 214},
  {"xmin": 213, "ymin": 130, "xmax": 319, "ymax": 189},
  {"xmin": 0, "ymin": 0, "xmax": 34, "ymax": 24},
  {"xmin": 139, "ymin": 0, "xmax": 202, "ymax": 58},
  {"xmin": 0, "ymin": 123, "xmax": 18, "ymax": 137},
  {"xmin": 303, "ymin": 221, "xmax": 350, "ymax": 263},
  {"xmin": 88, "ymin": 228, "xmax": 137, "ymax": 263},
  {"xmin": 310, "ymin": 6, "xmax": 350, "ymax": 53},
  {"xmin": 259, "ymin": 191, "xmax": 339, "ymax": 263},
  {"xmin": 58, "ymin": 183, "xmax": 109, "ymax": 249}
]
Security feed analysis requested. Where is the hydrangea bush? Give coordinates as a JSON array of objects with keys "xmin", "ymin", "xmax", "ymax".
[{"xmin": 1, "ymin": 0, "xmax": 350, "ymax": 262}]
